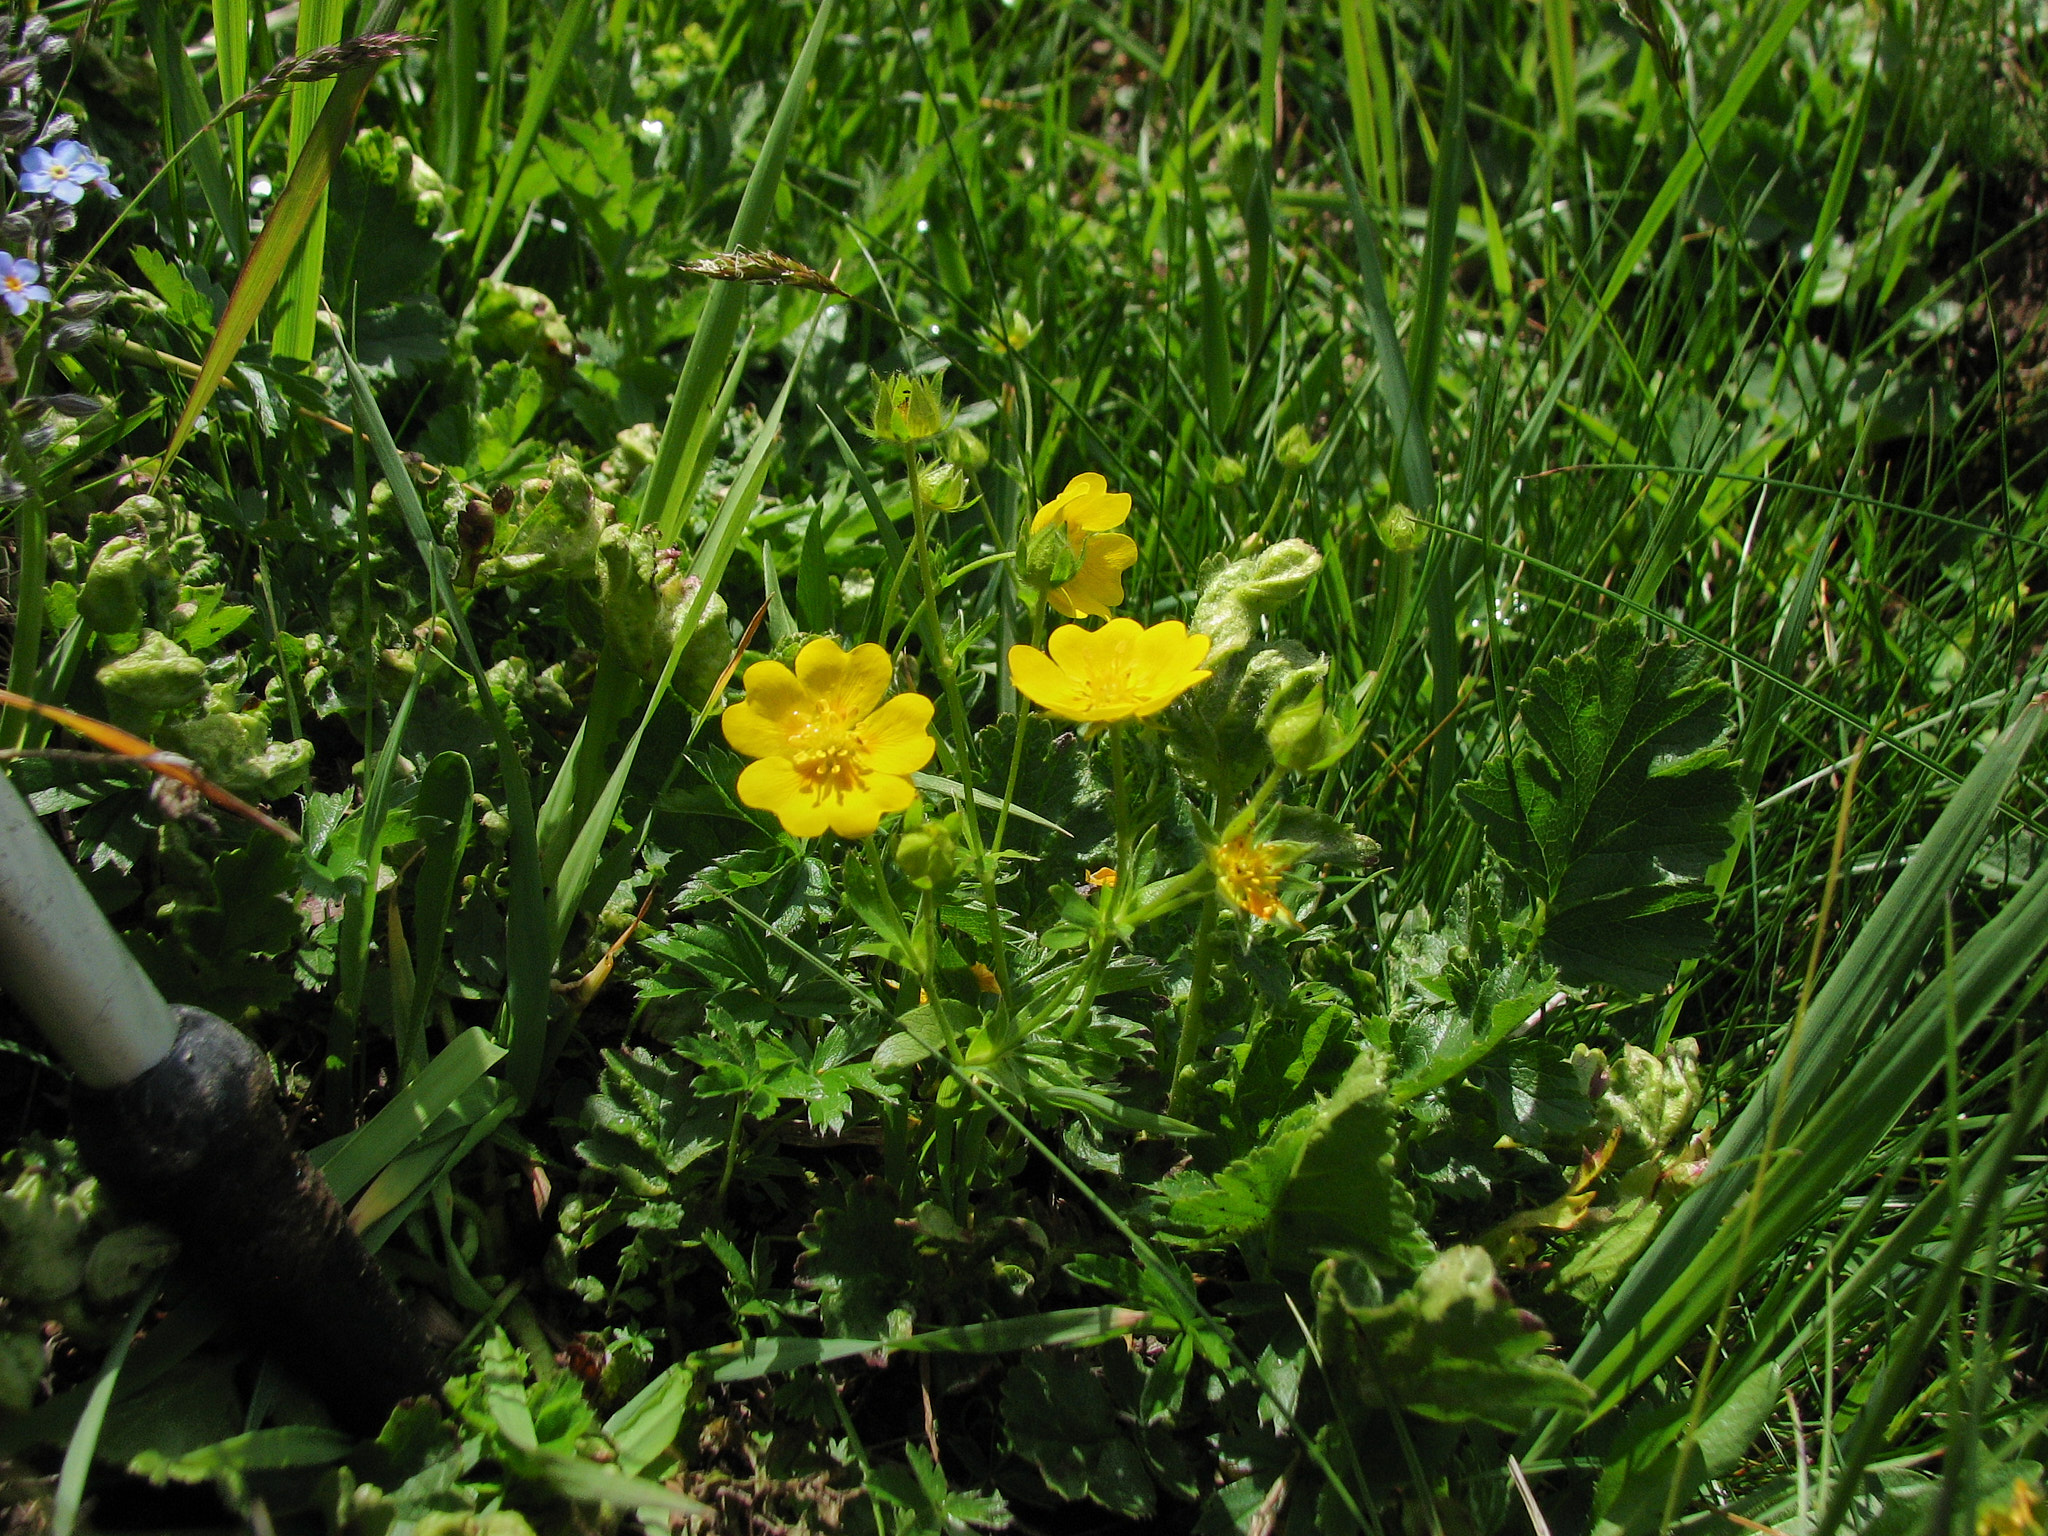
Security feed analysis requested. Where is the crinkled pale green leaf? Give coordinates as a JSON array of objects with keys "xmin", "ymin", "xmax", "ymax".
[
  {"xmin": 1316, "ymin": 1247, "xmax": 1591, "ymax": 1432},
  {"xmin": 1459, "ymin": 621, "xmax": 1741, "ymax": 992}
]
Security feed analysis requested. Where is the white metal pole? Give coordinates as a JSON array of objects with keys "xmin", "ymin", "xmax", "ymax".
[{"xmin": 0, "ymin": 767, "xmax": 178, "ymax": 1087}]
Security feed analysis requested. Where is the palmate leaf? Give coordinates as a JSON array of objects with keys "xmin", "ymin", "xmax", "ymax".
[{"xmin": 1459, "ymin": 622, "xmax": 1741, "ymax": 992}]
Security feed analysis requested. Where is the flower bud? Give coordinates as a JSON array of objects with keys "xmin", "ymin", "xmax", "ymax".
[
  {"xmin": 918, "ymin": 459, "xmax": 968, "ymax": 512},
  {"xmin": 37, "ymin": 32, "xmax": 67, "ymax": 58},
  {"xmin": 20, "ymin": 15, "xmax": 49, "ymax": 50},
  {"xmin": 1188, "ymin": 538, "xmax": 1324, "ymax": 670},
  {"xmin": 1263, "ymin": 673, "xmax": 1352, "ymax": 772},
  {"xmin": 1017, "ymin": 516, "xmax": 1083, "ymax": 599},
  {"xmin": 1275, "ymin": 424, "xmax": 1321, "ymax": 470},
  {"xmin": 1376, "ymin": 503, "xmax": 1424, "ymax": 553},
  {"xmin": 945, "ymin": 424, "xmax": 988, "ymax": 471},
  {"xmin": 997, "ymin": 310, "xmax": 1038, "ymax": 352},
  {"xmin": 62, "ymin": 290, "xmax": 115, "ymax": 318},
  {"xmin": 37, "ymin": 114, "xmax": 76, "ymax": 144},
  {"xmin": 868, "ymin": 370, "xmax": 953, "ymax": 445},
  {"xmin": 0, "ymin": 57, "xmax": 37, "ymax": 89},
  {"xmin": 893, "ymin": 808, "xmax": 961, "ymax": 890},
  {"xmin": 45, "ymin": 318, "xmax": 95, "ymax": 351},
  {"xmin": 40, "ymin": 392, "xmax": 103, "ymax": 419},
  {"xmin": 0, "ymin": 111, "xmax": 31, "ymax": 146},
  {"xmin": 1208, "ymin": 455, "xmax": 1246, "ymax": 487}
]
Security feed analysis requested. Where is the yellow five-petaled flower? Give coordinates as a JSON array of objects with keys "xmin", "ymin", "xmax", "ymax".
[
  {"xmin": 721, "ymin": 637, "xmax": 936, "ymax": 839},
  {"xmin": 1008, "ymin": 618, "xmax": 1212, "ymax": 726},
  {"xmin": 1210, "ymin": 835, "xmax": 1297, "ymax": 925},
  {"xmin": 1032, "ymin": 473, "xmax": 1138, "ymax": 620}
]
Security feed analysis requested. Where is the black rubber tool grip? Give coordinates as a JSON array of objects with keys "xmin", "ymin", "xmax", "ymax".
[{"xmin": 71, "ymin": 1007, "xmax": 439, "ymax": 1433}]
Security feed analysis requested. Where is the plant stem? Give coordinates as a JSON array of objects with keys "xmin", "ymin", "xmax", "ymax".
[{"xmin": 1168, "ymin": 889, "xmax": 1222, "ymax": 1120}]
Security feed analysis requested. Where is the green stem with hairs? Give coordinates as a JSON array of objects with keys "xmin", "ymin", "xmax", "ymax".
[
  {"xmin": 1168, "ymin": 889, "xmax": 1222, "ymax": 1120},
  {"xmin": 899, "ymin": 445, "xmax": 1015, "ymax": 1001}
]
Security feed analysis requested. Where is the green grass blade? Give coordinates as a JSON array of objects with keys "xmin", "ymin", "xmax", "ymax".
[
  {"xmin": 156, "ymin": 58, "xmax": 382, "ymax": 485},
  {"xmin": 335, "ymin": 331, "xmax": 552, "ymax": 1107},
  {"xmin": 142, "ymin": 4, "xmax": 245, "ymax": 260},
  {"xmin": 1595, "ymin": 0, "xmax": 1819, "ymax": 316},
  {"xmin": 401, "ymin": 751, "xmax": 475, "ymax": 1082},
  {"xmin": 273, "ymin": 0, "xmax": 344, "ymax": 359},
  {"xmin": 642, "ymin": 0, "xmax": 838, "ymax": 539},
  {"xmin": 311, "ymin": 1025, "xmax": 508, "ymax": 1201},
  {"xmin": 51, "ymin": 1286, "xmax": 157, "ymax": 1536},
  {"xmin": 1554, "ymin": 699, "xmax": 2048, "ymax": 1435},
  {"xmin": 466, "ymin": 0, "xmax": 597, "ymax": 277},
  {"xmin": 212, "ymin": 0, "xmax": 250, "ymax": 186},
  {"xmin": 546, "ymin": 348, "xmax": 804, "ymax": 954}
]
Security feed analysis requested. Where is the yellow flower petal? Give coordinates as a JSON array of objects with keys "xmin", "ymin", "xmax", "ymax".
[
  {"xmin": 794, "ymin": 637, "xmax": 892, "ymax": 719},
  {"xmin": 736, "ymin": 659, "xmax": 805, "ymax": 725},
  {"xmin": 1046, "ymin": 533, "xmax": 1139, "ymax": 620},
  {"xmin": 721, "ymin": 699, "xmax": 797, "ymax": 760},
  {"xmin": 857, "ymin": 691, "xmax": 938, "ymax": 775},
  {"xmin": 1009, "ymin": 642, "xmax": 1085, "ymax": 715},
  {"xmin": 826, "ymin": 772, "xmax": 919, "ymax": 838},
  {"xmin": 721, "ymin": 633, "xmax": 936, "ymax": 839},
  {"xmin": 1030, "ymin": 473, "xmax": 1107, "ymax": 535},
  {"xmin": 1029, "ymin": 472, "xmax": 1131, "ymax": 548},
  {"xmin": 737, "ymin": 757, "xmax": 831, "ymax": 838},
  {"xmin": 1011, "ymin": 619, "xmax": 1213, "ymax": 724}
]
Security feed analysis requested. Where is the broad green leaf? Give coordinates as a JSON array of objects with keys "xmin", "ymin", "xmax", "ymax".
[
  {"xmin": 604, "ymin": 1365, "xmax": 695, "ymax": 1477},
  {"xmin": 310, "ymin": 1026, "xmax": 506, "ymax": 1201},
  {"xmin": 1002, "ymin": 1354, "xmax": 1156, "ymax": 1520},
  {"xmin": 1589, "ymin": 1365, "xmax": 1779, "ymax": 1536},
  {"xmin": 1459, "ymin": 621, "xmax": 1741, "ymax": 992},
  {"xmin": 1163, "ymin": 1051, "xmax": 1431, "ymax": 1277},
  {"xmin": 1315, "ymin": 1247, "xmax": 1591, "ymax": 1432},
  {"xmin": 1267, "ymin": 1050, "xmax": 1434, "ymax": 1274},
  {"xmin": 128, "ymin": 1426, "xmax": 353, "ymax": 1500}
]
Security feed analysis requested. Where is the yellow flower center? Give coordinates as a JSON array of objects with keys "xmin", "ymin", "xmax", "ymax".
[
  {"xmin": 789, "ymin": 717, "xmax": 868, "ymax": 795},
  {"xmin": 1212, "ymin": 836, "xmax": 1293, "ymax": 922},
  {"xmin": 3, "ymin": 276, "xmax": 20, "ymax": 292}
]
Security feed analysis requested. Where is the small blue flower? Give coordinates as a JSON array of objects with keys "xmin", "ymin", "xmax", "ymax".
[
  {"xmin": 0, "ymin": 252, "xmax": 50, "ymax": 315},
  {"xmin": 18, "ymin": 140, "xmax": 111, "ymax": 206}
]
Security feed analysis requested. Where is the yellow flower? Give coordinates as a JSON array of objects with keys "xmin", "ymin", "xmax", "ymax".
[
  {"xmin": 1032, "ymin": 473, "xmax": 1130, "ymax": 549},
  {"xmin": 721, "ymin": 637, "xmax": 936, "ymax": 838},
  {"xmin": 1008, "ymin": 619, "xmax": 1212, "ymax": 726},
  {"xmin": 1085, "ymin": 867, "xmax": 1118, "ymax": 888},
  {"xmin": 1210, "ymin": 835, "xmax": 1297, "ymax": 925},
  {"xmin": 1980, "ymin": 1479, "xmax": 2046, "ymax": 1536},
  {"xmin": 1045, "ymin": 532, "xmax": 1138, "ymax": 620},
  {"xmin": 969, "ymin": 962, "xmax": 1001, "ymax": 994}
]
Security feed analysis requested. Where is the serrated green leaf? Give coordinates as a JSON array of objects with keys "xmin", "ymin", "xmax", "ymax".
[
  {"xmin": 1459, "ymin": 621, "xmax": 1741, "ymax": 992},
  {"xmin": 1316, "ymin": 1247, "xmax": 1591, "ymax": 1432},
  {"xmin": 1267, "ymin": 1050, "xmax": 1434, "ymax": 1274}
]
